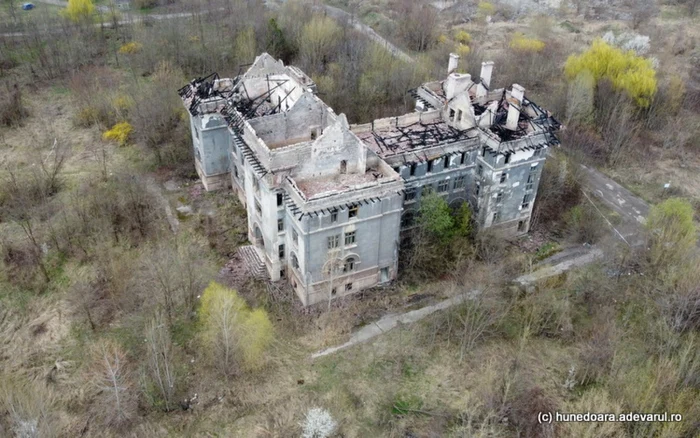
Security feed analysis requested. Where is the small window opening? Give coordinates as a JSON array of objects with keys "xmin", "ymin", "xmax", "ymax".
[
  {"xmin": 348, "ymin": 205, "xmax": 359, "ymax": 218},
  {"xmin": 345, "ymin": 283, "xmax": 353, "ymax": 291},
  {"xmin": 340, "ymin": 160, "xmax": 347, "ymax": 174},
  {"xmin": 427, "ymin": 160, "xmax": 433, "ymax": 173},
  {"xmin": 331, "ymin": 210, "xmax": 338, "ymax": 223},
  {"xmin": 410, "ymin": 163, "xmax": 417, "ymax": 176},
  {"xmin": 449, "ymin": 108, "xmax": 456, "ymax": 121},
  {"xmin": 277, "ymin": 193, "xmax": 284, "ymax": 206},
  {"xmin": 500, "ymin": 172, "xmax": 507, "ymax": 183},
  {"xmin": 460, "ymin": 152, "xmax": 466, "ymax": 165},
  {"xmin": 518, "ymin": 220, "xmax": 526, "ymax": 232},
  {"xmin": 444, "ymin": 156, "xmax": 450, "ymax": 169}
]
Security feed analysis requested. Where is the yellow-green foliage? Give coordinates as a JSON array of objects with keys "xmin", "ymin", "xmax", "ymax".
[
  {"xmin": 456, "ymin": 44, "xmax": 471, "ymax": 57},
  {"xmin": 118, "ymin": 42, "xmax": 143, "ymax": 54},
  {"xmin": 198, "ymin": 282, "xmax": 273, "ymax": 371},
  {"xmin": 102, "ymin": 122, "xmax": 133, "ymax": 146},
  {"xmin": 564, "ymin": 39, "xmax": 657, "ymax": 107},
  {"xmin": 112, "ymin": 95, "xmax": 132, "ymax": 112},
  {"xmin": 477, "ymin": 1, "xmax": 495, "ymax": 16},
  {"xmin": 454, "ymin": 30, "xmax": 471, "ymax": 45},
  {"xmin": 645, "ymin": 197, "xmax": 696, "ymax": 268},
  {"xmin": 509, "ymin": 33, "xmax": 545, "ymax": 52},
  {"xmin": 61, "ymin": 0, "xmax": 95, "ymax": 23}
]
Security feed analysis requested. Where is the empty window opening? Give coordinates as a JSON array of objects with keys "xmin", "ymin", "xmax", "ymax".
[
  {"xmin": 444, "ymin": 156, "xmax": 450, "ymax": 169},
  {"xmin": 280, "ymin": 268, "xmax": 286, "ymax": 278},
  {"xmin": 348, "ymin": 205, "xmax": 359, "ymax": 218},
  {"xmin": 405, "ymin": 188, "xmax": 417, "ymax": 201},
  {"xmin": 340, "ymin": 160, "xmax": 347, "ymax": 174},
  {"xmin": 345, "ymin": 283, "xmax": 353, "ymax": 291},
  {"xmin": 449, "ymin": 108, "xmax": 456, "ymax": 121},
  {"xmin": 410, "ymin": 163, "xmax": 417, "ymax": 176},
  {"xmin": 331, "ymin": 210, "xmax": 338, "ymax": 223},
  {"xmin": 291, "ymin": 253, "xmax": 299, "ymax": 269},
  {"xmin": 475, "ymin": 183, "xmax": 481, "ymax": 196},
  {"xmin": 460, "ymin": 152, "xmax": 467, "ymax": 165},
  {"xmin": 496, "ymin": 192, "xmax": 503, "ymax": 204},
  {"xmin": 427, "ymin": 160, "xmax": 434, "ymax": 173},
  {"xmin": 344, "ymin": 257, "xmax": 356, "ymax": 272},
  {"xmin": 331, "ymin": 288, "xmax": 337, "ymax": 296},
  {"xmin": 277, "ymin": 219, "xmax": 284, "ymax": 232},
  {"xmin": 504, "ymin": 154, "xmax": 511, "ymax": 164},
  {"xmin": 422, "ymin": 185, "xmax": 433, "ymax": 197},
  {"xmin": 310, "ymin": 128, "xmax": 319, "ymax": 140},
  {"xmin": 493, "ymin": 211, "xmax": 500, "ymax": 222},
  {"xmin": 500, "ymin": 172, "xmax": 507, "ymax": 183},
  {"xmin": 345, "ymin": 231, "xmax": 356, "ymax": 246},
  {"xmin": 277, "ymin": 193, "xmax": 284, "ymax": 206},
  {"xmin": 278, "ymin": 244, "xmax": 285, "ymax": 259},
  {"xmin": 401, "ymin": 211, "xmax": 415, "ymax": 228},
  {"xmin": 457, "ymin": 109, "xmax": 463, "ymax": 121},
  {"xmin": 477, "ymin": 164, "xmax": 483, "ymax": 176},
  {"xmin": 518, "ymin": 220, "xmax": 526, "ymax": 232}
]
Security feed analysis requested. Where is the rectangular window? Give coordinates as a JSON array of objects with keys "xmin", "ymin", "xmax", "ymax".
[
  {"xmin": 410, "ymin": 163, "xmax": 417, "ymax": 176},
  {"xmin": 444, "ymin": 156, "xmax": 450, "ymax": 169},
  {"xmin": 345, "ymin": 231, "xmax": 356, "ymax": 246},
  {"xmin": 331, "ymin": 210, "xmax": 338, "ymax": 222},
  {"xmin": 477, "ymin": 164, "xmax": 483, "ymax": 176},
  {"xmin": 348, "ymin": 205, "xmax": 359, "ymax": 218},
  {"xmin": 293, "ymin": 229, "xmax": 298, "ymax": 245},
  {"xmin": 460, "ymin": 152, "xmax": 467, "ymax": 165},
  {"xmin": 493, "ymin": 211, "xmax": 500, "ymax": 222},
  {"xmin": 327, "ymin": 234, "xmax": 340, "ymax": 249},
  {"xmin": 278, "ymin": 244, "xmax": 285, "ymax": 259},
  {"xmin": 475, "ymin": 183, "xmax": 481, "ymax": 196},
  {"xmin": 280, "ymin": 268, "xmax": 286, "ymax": 278},
  {"xmin": 457, "ymin": 109, "xmax": 463, "ymax": 121},
  {"xmin": 500, "ymin": 172, "xmax": 507, "ymax": 183},
  {"xmin": 449, "ymin": 108, "xmax": 455, "ymax": 121},
  {"xmin": 481, "ymin": 146, "xmax": 487, "ymax": 157},
  {"xmin": 255, "ymin": 201, "xmax": 262, "ymax": 215},
  {"xmin": 277, "ymin": 193, "xmax": 284, "ymax": 206},
  {"xmin": 253, "ymin": 177, "xmax": 260, "ymax": 193},
  {"xmin": 233, "ymin": 164, "xmax": 239, "ymax": 178},
  {"xmin": 504, "ymin": 154, "xmax": 511, "ymax": 164},
  {"xmin": 427, "ymin": 160, "xmax": 434, "ymax": 173},
  {"xmin": 277, "ymin": 218, "xmax": 284, "ymax": 232},
  {"xmin": 534, "ymin": 148, "xmax": 542, "ymax": 157},
  {"xmin": 345, "ymin": 283, "xmax": 353, "ymax": 291},
  {"xmin": 453, "ymin": 175, "xmax": 466, "ymax": 190},
  {"xmin": 522, "ymin": 194, "xmax": 531, "ymax": 209},
  {"xmin": 437, "ymin": 180, "xmax": 449, "ymax": 193},
  {"xmin": 496, "ymin": 192, "xmax": 503, "ymax": 204},
  {"xmin": 404, "ymin": 188, "xmax": 417, "ymax": 201}
]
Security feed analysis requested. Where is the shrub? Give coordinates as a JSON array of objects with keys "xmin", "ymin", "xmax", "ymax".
[
  {"xmin": 118, "ymin": 42, "xmax": 143, "ymax": 55},
  {"xmin": 645, "ymin": 198, "xmax": 696, "ymax": 269},
  {"xmin": 102, "ymin": 122, "xmax": 133, "ymax": 146},
  {"xmin": 0, "ymin": 82, "xmax": 29, "ymax": 127},
  {"xmin": 301, "ymin": 407, "xmax": 337, "ymax": 438},
  {"xmin": 454, "ymin": 30, "xmax": 471, "ymax": 44},
  {"xmin": 61, "ymin": 0, "xmax": 95, "ymax": 23},
  {"xmin": 509, "ymin": 33, "xmax": 545, "ymax": 52},
  {"xmin": 565, "ymin": 39, "xmax": 657, "ymax": 107}
]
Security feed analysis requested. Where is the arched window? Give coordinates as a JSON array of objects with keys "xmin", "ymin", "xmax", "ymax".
[
  {"xmin": 340, "ymin": 160, "xmax": 347, "ymax": 174},
  {"xmin": 291, "ymin": 253, "xmax": 299, "ymax": 270},
  {"xmin": 343, "ymin": 257, "xmax": 356, "ymax": 273}
]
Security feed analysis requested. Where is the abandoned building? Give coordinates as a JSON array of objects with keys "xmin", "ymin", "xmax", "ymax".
[{"xmin": 179, "ymin": 52, "xmax": 560, "ymax": 305}]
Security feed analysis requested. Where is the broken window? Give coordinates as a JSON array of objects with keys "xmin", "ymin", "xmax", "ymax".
[
  {"xmin": 340, "ymin": 160, "xmax": 347, "ymax": 174},
  {"xmin": 518, "ymin": 220, "xmax": 526, "ymax": 232},
  {"xmin": 477, "ymin": 164, "xmax": 483, "ymax": 176},
  {"xmin": 500, "ymin": 172, "xmax": 507, "ymax": 183},
  {"xmin": 291, "ymin": 253, "xmax": 299, "ymax": 269},
  {"xmin": 404, "ymin": 188, "xmax": 417, "ymax": 201},
  {"xmin": 310, "ymin": 128, "xmax": 319, "ymax": 140},
  {"xmin": 279, "ymin": 244, "xmax": 285, "ymax": 259},
  {"xmin": 327, "ymin": 234, "xmax": 340, "ymax": 249},
  {"xmin": 280, "ymin": 268, "xmax": 286, "ymax": 278},
  {"xmin": 331, "ymin": 209, "xmax": 338, "ymax": 223},
  {"xmin": 460, "ymin": 152, "xmax": 467, "ymax": 165},
  {"xmin": 521, "ymin": 194, "xmax": 531, "ymax": 209},
  {"xmin": 427, "ymin": 160, "xmax": 433, "ymax": 173},
  {"xmin": 444, "ymin": 156, "xmax": 450, "ymax": 169},
  {"xmin": 504, "ymin": 154, "xmax": 511, "ymax": 164},
  {"xmin": 437, "ymin": 180, "xmax": 449, "ymax": 193},
  {"xmin": 453, "ymin": 176, "xmax": 466, "ymax": 190},
  {"xmin": 496, "ymin": 192, "xmax": 503, "ymax": 204},
  {"xmin": 493, "ymin": 211, "xmax": 500, "ymax": 222},
  {"xmin": 348, "ymin": 205, "xmax": 359, "ymax": 218},
  {"xmin": 410, "ymin": 163, "xmax": 417, "ymax": 176},
  {"xmin": 345, "ymin": 283, "xmax": 353, "ymax": 291},
  {"xmin": 277, "ymin": 193, "xmax": 284, "ymax": 206},
  {"xmin": 344, "ymin": 257, "xmax": 356, "ymax": 272},
  {"xmin": 345, "ymin": 231, "xmax": 356, "ymax": 246},
  {"xmin": 449, "ymin": 108, "xmax": 456, "ymax": 121},
  {"xmin": 277, "ymin": 218, "xmax": 284, "ymax": 232}
]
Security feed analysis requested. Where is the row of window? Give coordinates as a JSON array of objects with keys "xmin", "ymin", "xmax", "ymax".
[
  {"xmin": 404, "ymin": 152, "xmax": 469, "ymax": 177},
  {"xmin": 328, "ymin": 231, "xmax": 356, "ymax": 249},
  {"xmin": 404, "ymin": 176, "xmax": 466, "ymax": 201}
]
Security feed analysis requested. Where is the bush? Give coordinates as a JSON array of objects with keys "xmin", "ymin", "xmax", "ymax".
[
  {"xmin": 118, "ymin": 42, "xmax": 143, "ymax": 55},
  {"xmin": 102, "ymin": 122, "xmax": 133, "ymax": 146},
  {"xmin": 509, "ymin": 33, "xmax": 545, "ymax": 52},
  {"xmin": 0, "ymin": 82, "xmax": 29, "ymax": 127},
  {"xmin": 645, "ymin": 197, "xmax": 696, "ymax": 269},
  {"xmin": 61, "ymin": 0, "xmax": 95, "ymax": 23}
]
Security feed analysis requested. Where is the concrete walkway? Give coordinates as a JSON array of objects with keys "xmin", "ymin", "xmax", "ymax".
[
  {"xmin": 312, "ymin": 290, "xmax": 480, "ymax": 358},
  {"xmin": 514, "ymin": 248, "xmax": 604, "ymax": 291}
]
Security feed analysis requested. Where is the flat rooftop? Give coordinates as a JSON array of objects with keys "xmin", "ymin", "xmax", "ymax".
[{"xmin": 292, "ymin": 167, "xmax": 398, "ymax": 200}]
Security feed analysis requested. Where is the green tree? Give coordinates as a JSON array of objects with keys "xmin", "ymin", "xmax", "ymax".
[
  {"xmin": 418, "ymin": 191, "xmax": 454, "ymax": 241},
  {"xmin": 62, "ymin": 0, "xmax": 95, "ymax": 23},
  {"xmin": 299, "ymin": 15, "xmax": 340, "ymax": 70},
  {"xmin": 645, "ymin": 198, "xmax": 697, "ymax": 269},
  {"xmin": 564, "ymin": 39, "xmax": 657, "ymax": 107},
  {"xmin": 198, "ymin": 282, "xmax": 273, "ymax": 376}
]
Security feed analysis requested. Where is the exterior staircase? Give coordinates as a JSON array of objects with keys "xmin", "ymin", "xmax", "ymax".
[{"xmin": 236, "ymin": 245, "xmax": 269, "ymax": 280}]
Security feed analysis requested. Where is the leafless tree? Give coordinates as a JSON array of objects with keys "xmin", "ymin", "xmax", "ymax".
[
  {"xmin": 144, "ymin": 311, "xmax": 177, "ymax": 411},
  {"xmin": 0, "ymin": 377, "xmax": 57, "ymax": 438},
  {"xmin": 90, "ymin": 340, "xmax": 136, "ymax": 429}
]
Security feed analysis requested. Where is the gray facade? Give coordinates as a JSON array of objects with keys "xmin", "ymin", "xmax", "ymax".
[{"xmin": 179, "ymin": 53, "xmax": 560, "ymax": 306}]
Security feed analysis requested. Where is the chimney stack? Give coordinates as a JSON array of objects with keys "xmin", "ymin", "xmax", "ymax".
[
  {"xmin": 445, "ymin": 73, "xmax": 471, "ymax": 101},
  {"xmin": 480, "ymin": 61, "xmax": 494, "ymax": 89},
  {"xmin": 448, "ymin": 53, "xmax": 460, "ymax": 75},
  {"xmin": 506, "ymin": 84, "xmax": 525, "ymax": 131}
]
